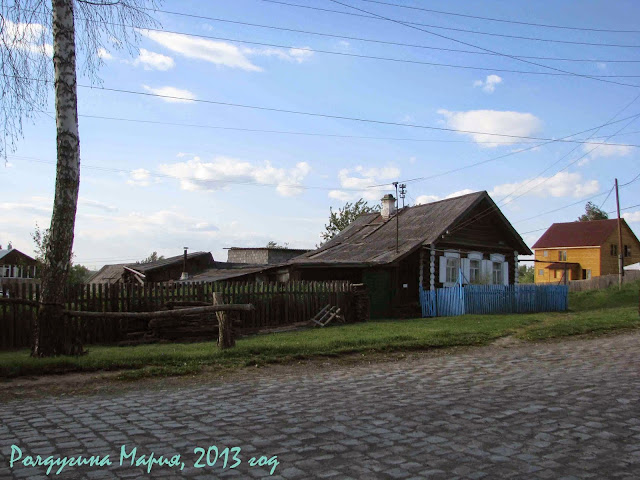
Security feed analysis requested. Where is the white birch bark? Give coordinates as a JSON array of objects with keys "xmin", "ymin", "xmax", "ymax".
[{"xmin": 33, "ymin": 0, "xmax": 82, "ymax": 356}]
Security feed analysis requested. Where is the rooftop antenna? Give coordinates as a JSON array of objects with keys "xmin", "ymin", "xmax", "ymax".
[
  {"xmin": 399, "ymin": 183, "xmax": 407, "ymax": 208},
  {"xmin": 393, "ymin": 182, "xmax": 399, "ymax": 253}
]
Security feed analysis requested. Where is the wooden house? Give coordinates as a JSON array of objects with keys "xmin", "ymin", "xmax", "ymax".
[
  {"xmin": 88, "ymin": 252, "xmax": 214, "ymax": 285},
  {"xmin": 0, "ymin": 247, "xmax": 38, "ymax": 280},
  {"xmin": 532, "ymin": 219, "xmax": 640, "ymax": 283},
  {"xmin": 288, "ymin": 191, "xmax": 531, "ymax": 317}
]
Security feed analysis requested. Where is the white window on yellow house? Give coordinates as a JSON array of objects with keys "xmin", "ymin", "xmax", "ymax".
[
  {"xmin": 558, "ymin": 250, "xmax": 567, "ymax": 261},
  {"xmin": 543, "ymin": 250, "xmax": 548, "ymax": 257},
  {"xmin": 538, "ymin": 269, "xmax": 544, "ymax": 276}
]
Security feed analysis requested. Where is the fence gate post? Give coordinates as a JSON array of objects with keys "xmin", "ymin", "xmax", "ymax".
[{"xmin": 213, "ymin": 292, "xmax": 235, "ymax": 349}]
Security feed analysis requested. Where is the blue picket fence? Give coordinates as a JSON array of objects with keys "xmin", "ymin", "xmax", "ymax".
[{"xmin": 420, "ymin": 284, "xmax": 568, "ymax": 317}]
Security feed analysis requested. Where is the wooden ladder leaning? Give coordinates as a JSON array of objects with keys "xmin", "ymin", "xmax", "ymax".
[{"xmin": 310, "ymin": 304, "xmax": 344, "ymax": 327}]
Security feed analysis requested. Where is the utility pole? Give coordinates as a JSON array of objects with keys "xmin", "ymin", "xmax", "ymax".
[
  {"xmin": 615, "ymin": 179, "xmax": 624, "ymax": 289},
  {"xmin": 393, "ymin": 182, "xmax": 399, "ymax": 253}
]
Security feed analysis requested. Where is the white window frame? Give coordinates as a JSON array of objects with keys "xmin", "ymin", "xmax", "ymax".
[
  {"xmin": 464, "ymin": 252, "xmax": 482, "ymax": 284},
  {"xmin": 443, "ymin": 251, "xmax": 460, "ymax": 286},
  {"xmin": 543, "ymin": 250, "xmax": 548, "ymax": 257},
  {"xmin": 492, "ymin": 261, "xmax": 503, "ymax": 285},
  {"xmin": 538, "ymin": 269, "xmax": 544, "ymax": 276},
  {"xmin": 469, "ymin": 259, "xmax": 482, "ymax": 284}
]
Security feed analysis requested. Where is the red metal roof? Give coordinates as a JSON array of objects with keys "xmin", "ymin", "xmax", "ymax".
[{"xmin": 532, "ymin": 219, "xmax": 620, "ymax": 249}]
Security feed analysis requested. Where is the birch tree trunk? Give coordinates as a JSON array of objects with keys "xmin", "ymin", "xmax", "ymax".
[{"xmin": 32, "ymin": 0, "xmax": 83, "ymax": 356}]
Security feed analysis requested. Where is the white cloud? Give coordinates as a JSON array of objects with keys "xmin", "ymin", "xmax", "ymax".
[
  {"xmin": 141, "ymin": 30, "xmax": 262, "ymax": 71},
  {"xmin": 473, "ymin": 74, "xmax": 503, "ymax": 93},
  {"xmin": 134, "ymin": 49, "xmax": 174, "ymax": 71},
  {"xmin": 415, "ymin": 195, "xmax": 440, "ymax": 205},
  {"xmin": 98, "ymin": 48, "xmax": 113, "ymax": 60},
  {"xmin": 1, "ymin": 19, "xmax": 52, "ymax": 57},
  {"xmin": 490, "ymin": 172, "xmax": 599, "ymax": 199},
  {"xmin": 158, "ymin": 156, "xmax": 311, "ymax": 197},
  {"xmin": 414, "ymin": 189, "xmax": 475, "ymax": 205},
  {"xmin": 581, "ymin": 142, "xmax": 632, "ymax": 160},
  {"xmin": 141, "ymin": 30, "xmax": 313, "ymax": 70},
  {"xmin": 438, "ymin": 109, "xmax": 542, "ymax": 147},
  {"xmin": 127, "ymin": 168, "xmax": 153, "ymax": 187},
  {"xmin": 596, "ymin": 62, "xmax": 607, "ymax": 71},
  {"xmin": 623, "ymin": 211, "xmax": 640, "ymax": 223},
  {"xmin": 142, "ymin": 85, "xmax": 196, "ymax": 103},
  {"xmin": 328, "ymin": 165, "xmax": 400, "ymax": 202},
  {"xmin": 245, "ymin": 46, "xmax": 314, "ymax": 64}
]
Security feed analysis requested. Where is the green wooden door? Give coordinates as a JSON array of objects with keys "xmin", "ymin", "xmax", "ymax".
[{"xmin": 362, "ymin": 269, "xmax": 392, "ymax": 318}]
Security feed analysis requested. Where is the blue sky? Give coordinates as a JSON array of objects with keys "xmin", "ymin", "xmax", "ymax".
[{"xmin": 2, "ymin": 0, "xmax": 640, "ymax": 269}]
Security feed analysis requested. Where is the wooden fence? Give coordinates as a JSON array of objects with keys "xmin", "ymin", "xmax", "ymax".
[
  {"xmin": 568, "ymin": 270, "xmax": 640, "ymax": 292},
  {"xmin": 420, "ymin": 284, "xmax": 569, "ymax": 318},
  {"xmin": 0, "ymin": 280, "xmax": 364, "ymax": 350}
]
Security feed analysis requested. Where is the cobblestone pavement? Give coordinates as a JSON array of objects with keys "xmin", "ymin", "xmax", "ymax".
[{"xmin": 1, "ymin": 332, "xmax": 640, "ymax": 479}]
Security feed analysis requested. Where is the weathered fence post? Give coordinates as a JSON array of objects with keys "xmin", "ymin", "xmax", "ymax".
[{"xmin": 213, "ymin": 292, "xmax": 235, "ymax": 349}]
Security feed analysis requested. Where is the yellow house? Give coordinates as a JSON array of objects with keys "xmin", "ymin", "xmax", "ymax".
[{"xmin": 532, "ymin": 219, "xmax": 640, "ymax": 283}]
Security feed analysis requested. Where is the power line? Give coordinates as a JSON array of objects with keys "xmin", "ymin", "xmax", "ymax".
[
  {"xmin": 599, "ymin": 185, "xmax": 615, "ymax": 209},
  {"xmin": 259, "ymin": 0, "xmax": 640, "ymax": 48},
  {"xmin": 514, "ymin": 191, "xmax": 610, "ymax": 224},
  {"xmin": 358, "ymin": 0, "xmax": 640, "ymax": 34},
  {"xmin": 325, "ymin": 0, "xmax": 640, "ymax": 89},
  {"xmin": 446, "ymin": 94, "xmax": 640, "ymax": 234},
  {"xmin": 68, "ymin": 113, "xmax": 546, "ymax": 145},
  {"xmin": 87, "ymin": 22, "xmax": 640, "ymax": 79},
  {"xmin": 138, "ymin": 8, "xmax": 640, "ymax": 64},
  {"xmin": 520, "ymin": 202, "xmax": 640, "ymax": 236},
  {"xmin": 6, "ymin": 73, "xmax": 636, "ymax": 146},
  {"xmin": 70, "ymin": 86, "xmax": 640, "ymax": 146},
  {"xmin": 367, "ymin": 111, "xmax": 640, "ymax": 188}
]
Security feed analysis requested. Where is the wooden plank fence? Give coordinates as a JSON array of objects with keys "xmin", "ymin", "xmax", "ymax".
[
  {"xmin": 0, "ymin": 280, "xmax": 360, "ymax": 350},
  {"xmin": 420, "ymin": 284, "xmax": 568, "ymax": 318}
]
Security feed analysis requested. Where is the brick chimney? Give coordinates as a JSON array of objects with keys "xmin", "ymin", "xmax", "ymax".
[{"xmin": 381, "ymin": 194, "xmax": 396, "ymax": 220}]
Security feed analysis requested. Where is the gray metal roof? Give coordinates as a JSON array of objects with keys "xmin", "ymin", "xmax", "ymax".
[{"xmin": 290, "ymin": 191, "xmax": 531, "ymax": 266}]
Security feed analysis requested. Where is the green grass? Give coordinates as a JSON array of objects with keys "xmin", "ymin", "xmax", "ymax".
[
  {"xmin": 569, "ymin": 278, "xmax": 639, "ymax": 311},
  {"xmin": 0, "ymin": 281, "xmax": 638, "ymax": 379}
]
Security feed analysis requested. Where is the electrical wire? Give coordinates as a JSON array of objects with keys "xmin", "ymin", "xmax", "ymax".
[
  {"xmin": 83, "ymin": 22, "xmax": 640, "ymax": 79},
  {"xmin": 8, "ymin": 73, "xmax": 640, "ymax": 146},
  {"xmin": 357, "ymin": 0, "xmax": 640, "ymax": 33},
  {"xmin": 599, "ymin": 185, "xmax": 615, "ymax": 209},
  {"xmin": 324, "ymin": 0, "xmax": 640, "ymax": 89},
  {"xmin": 446, "ymin": 93, "xmax": 640, "ymax": 234},
  {"xmin": 520, "ymin": 202, "xmax": 640, "ymax": 236},
  {"xmin": 132, "ymin": 8, "xmax": 640, "ymax": 64},
  {"xmin": 260, "ymin": 0, "xmax": 640, "ymax": 48}
]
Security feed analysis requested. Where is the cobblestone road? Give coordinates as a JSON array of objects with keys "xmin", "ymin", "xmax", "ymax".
[{"xmin": 1, "ymin": 332, "xmax": 640, "ymax": 479}]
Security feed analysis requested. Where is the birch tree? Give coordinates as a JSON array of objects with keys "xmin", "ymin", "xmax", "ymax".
[{"xmin": 1, "ymin": 0, "xmax": 159, "ymax": 356}]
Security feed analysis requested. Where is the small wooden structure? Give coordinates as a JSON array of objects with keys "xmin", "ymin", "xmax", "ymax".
[{"xmin": 310, "ymin": 304, "xmax": 344, "ymax": 327}]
